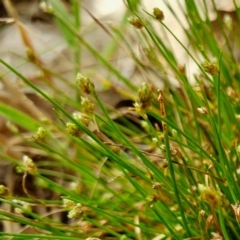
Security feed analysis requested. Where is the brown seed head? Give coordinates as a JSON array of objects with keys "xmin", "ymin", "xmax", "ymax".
[{"xmin": 153, "ymin": 8, "xmax": 164, "ymax": 21}]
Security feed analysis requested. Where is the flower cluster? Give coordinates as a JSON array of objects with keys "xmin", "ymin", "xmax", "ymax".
[
  {"xmin": 63, "ymin": 199, "xmax": 86, "ymax": 219},
  {"xmin": 35, "ymin": 127, "xmax": 47, "ymax": 142},
  {"xmin": 128, "ymin": 16, "xmax": 144, "ymax": 29},
  {"xmin": 0, "ymin": 185, "xmax": 11, "ymax": 198},
  {"xmin": 133, "ymin": 82, "xmax": 153, "ymax": 115},
  {"xmin": 201, "ymin": 61, "xmax": 219, "ymax": 76},
  {"xmin": 198, "ymin": 184, "xmax": 221, "ymax": 207},
  {"xmin": 23, "ymin": 155, "xmax": 37, "ymax": 175},
  {"xmin": 76, "ymin": 73, "xmax": 95, "ymax": 94},
  {"xmin": 231, "ymin": 204, "xmax": 240, "ymax": 222},
  {"xmin": 66, "ymin": 122, "xmax": 82, "ymax": 137},
  {"xmin": 66, "ymin": 74, "xmax": 96, "ymax": 137},
  {"xmin": 153, "ymin": 8, "xmax": 164, "ymax": 21}
]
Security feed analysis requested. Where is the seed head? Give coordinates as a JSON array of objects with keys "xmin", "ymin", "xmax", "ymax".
[
  {"xmin": 26, "ymin": 48, "xmax": 36, "ymax": 62},
  {"xmin": 81, "ymin": 97, "xmax": 95, "ymax": 115},
  {"xmin": 197, "ymin": 107, "xmax": 208, "ymax": 115},
  {"xmin": 23, "ymin": 155, "xmax": 37, "ymax": 175},
  {"xmin": 66, "ymin": 122, "xmax": 82, "ymax": 137},
  {"xmin": 201, "ymin": 61, "xmax": 219, "ymax": 76},
  {"xmin": 198, "ymin": 210, "xmax": 206, "ymax": 222},
  {"xmin": 76, "ymin": 73, "xmax": 95, "ymax": 94},
  {"xmin": 73, "ymin": 112, "xmax": 92, "ymax": 127},
  {"xmin": 223, "ymin": 14, "xmax": 232, "ymax": 30},
  {"xmin": 69, "ymin": 182, "xmax": 81, "ymax": 193},
  {"xmin": 203, "ymin": 159, "xmax": 214, "ymax": 169},
  {"xmin": 134, "ymin": 82, "xmax": 152, "ymax": 114},
  {"xmin": 153, "ymin": 8, "xmax": 164, "ymax": 21},
  {"xmin": 146, "ymin": 194, "xmax": 158, "ymax": 205},
  {"xmin": 152, "ymin": 137, "xmax": 158, "ymax": 145},
  {"xmin": 231, "ymin": 204, "xmax": 240, "ymax": 222},
  {"xmin": 40, "ymin": 2, "xmax": 54, "ymax": 14},
  {"xmin": 128, "ymin": 16, "xmax": 144, "ymax": 29},
  {"xmin": 63, "ymin": 199, "xmax": 75, "ymax": 209},
  {"xmin": 0, "ymin": 185, "xmax": 11, "ymax": 198},
  {"xmin": 198, "ymin": 184, "xmax": 221, "ymax": 207},
  {"xmin": 35, "ymin": 127, "xmax": 47, "ymax": 141},
  {"xmin": 68, "ymin": 203, "xmax": 86, "ymax": 219},
  {"xmin": 210, "ymin": 232, "xmax": 223, "ymax": 240},
  {"xmin": 152, "ymin": 182, "xmax": 163, "ymax": 190},
  {"xmin": 206, "ymin": 215, "xmax": 214, "ymax": 229},
  {"xmin": 140, "ymin": 120, "xmax": 150, "ymax": 132}
]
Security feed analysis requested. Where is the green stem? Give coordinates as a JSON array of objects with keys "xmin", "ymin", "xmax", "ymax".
[
  {"xmin": 217, "ymin": 206, "xmax": 230, "ymax": 240},
  {"xmin": 164, "ymin": 127, "xmax": 191, "ymax": 236},
  {"xmin": 216, "ymin": 51, "xmax": 222, "ymax": 138},
  {"xmin": 72, "ymin": 0, "xmax": 81, "ymax": 74}
]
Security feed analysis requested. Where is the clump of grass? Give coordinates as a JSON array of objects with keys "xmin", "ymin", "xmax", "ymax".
[{"xmin": 0, "ymin": 1, "xmax": 239, "ymax": 239}]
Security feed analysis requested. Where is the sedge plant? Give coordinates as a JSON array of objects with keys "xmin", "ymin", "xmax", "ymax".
[{"xmin": 0, "ymin": 0, "xmax": 239, "ymax": 239}]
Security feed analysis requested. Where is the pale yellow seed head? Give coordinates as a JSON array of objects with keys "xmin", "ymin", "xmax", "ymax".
[
  {"xmin": 23, "ymin": 155, "xmax": 37, "ymax": 175},
  {"xmin": 76, "ymin": 73, "xmax": 95, "ymax": 94}
]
